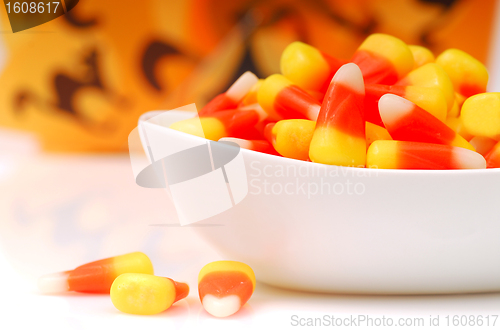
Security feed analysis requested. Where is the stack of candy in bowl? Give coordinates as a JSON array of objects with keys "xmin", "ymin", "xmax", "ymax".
[{"xmin": 170, "ymin": 33, "xmax": 500, "ymax": 170}]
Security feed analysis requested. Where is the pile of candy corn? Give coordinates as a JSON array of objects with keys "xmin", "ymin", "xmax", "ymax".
[
  {"xmin": 38, "ymin": 252, "xmax": 255, "ymax": 318},
  {"xmin": 170, "ymin": 33, "xmax": 500, "ymax": 170}
]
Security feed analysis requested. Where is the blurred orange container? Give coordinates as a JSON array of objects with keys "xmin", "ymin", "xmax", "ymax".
[{"xmin": 0, "ymin": 0, "xmax": 497, "ymax": 151}]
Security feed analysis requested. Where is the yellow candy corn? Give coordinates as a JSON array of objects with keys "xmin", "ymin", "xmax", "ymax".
[
  {"xmin": 409, "ymin": 45, "xmax": 435, "ymax": 69},
  {"xmin": 265, "ymin": 119, "xmax": 316, "ymax": 161},
  {"xmin": 396, "ymin": 63, "xmax": 455, "ymax": 113},
  {"xmin": 461, "ymin": 93, "xmax": 500, "ymax": 140},
  {"xmin": 436, "ymin": 48, "xmax": 488, "ymax": 97}
]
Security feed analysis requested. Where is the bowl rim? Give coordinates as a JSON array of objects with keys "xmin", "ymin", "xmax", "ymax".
[{"xmin": 139, "ymin": 110, "xmax": 500, "ymax": 176}]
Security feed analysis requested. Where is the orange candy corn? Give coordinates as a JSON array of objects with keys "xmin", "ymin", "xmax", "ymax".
[
  {"xmin": 351, "ymin": 33, "xmax": 414, "ymax": 85},
  {"xmin": 199, "ymin": 71, "xmax": 259, "ymax": 115},
  {"xmin": 396, "ymin": 63, "xmax": 455, "ymax": 113},
  {"xmin": 309, "ymin": 63, "xmax": 366, "ymax": 166},
  {"xmin": 436, "ymin": 49, "xmax": 489, "ymax": 97},
  {"xmin": 378, "ymin": 94, "xmax": 474, "ymax": 151},
  {"xmin": 170, "ymin": 109, "xmax": 260, "ymax": 141},
  {"xmin": 461, "ymin": 93, "xmax": 500, "ymax": 140},
  {"xmin": 485, "ymin": 141, "xmax": 500, "ymax": 168},
  {"xmin": 38, "ymin": 252, "xmax": 154, "ymax": 294},
  {"xmin": 264, "ymin": 120, "xmax": 315, "ymax": 161},
  {"xmin": 198, "ymin": 261, "xmax": 255, "ymax": 318},
  {"xmin": 364, "ymin": 84, "xmax": 447, "ymax": 126},
  {"xmin": 367, "ymin": 140, "xmax": 486, "ymax": 170},
  {"xmin": 257, "ymin": 74, "xmax": 321, "ymax": 121},
  {"xmin": 218, "ymin": 137, "xmax": 279, "ymax": 155},
  {"xmin": 280, "ymin": 41, "xmax": 345, "ymax": 93},
  {"xmin": 111, "ymin": 274, "xmax": 189, "ymax": 315},
  {"xmin": 409, "ymin": 45, "xmax": 435, "ymax": 69},
  {"xmin": 470, "ymin": 136, "xmax": 497, "ymax": 156}
]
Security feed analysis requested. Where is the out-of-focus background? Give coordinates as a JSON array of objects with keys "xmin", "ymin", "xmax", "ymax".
[
  {"xmin": 0, "ymin": 0, "xmax": 498, "ymax": 152},
  {"xmin": 1, "ymin": 1, "xmax": 500, "ymax": 328}
]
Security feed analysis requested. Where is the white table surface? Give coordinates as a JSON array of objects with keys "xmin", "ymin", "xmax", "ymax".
[{"xmin": 0, "ymin": 149, "xmax": 498, "ymax": 330}]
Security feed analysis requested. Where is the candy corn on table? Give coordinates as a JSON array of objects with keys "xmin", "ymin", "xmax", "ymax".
[{"xmin": 0, "ymin": 151, "xmax": 499, "ymax": 330}]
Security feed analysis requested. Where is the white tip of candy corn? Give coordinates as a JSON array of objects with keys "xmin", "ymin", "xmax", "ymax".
[
  {"xmin": 331, "ymin": 63, "xmax": 365, "ymax": 95},
  {"xmin": 378, "ymin": 94, "xmax": 415, "ymax": 127},
  {"xmin": 202, "ymin": 294, "xmax": 241, "ymax": 318},
  {"xmin": 226, "ymin": 71, "xmax": 259, "ymax": 102},
  {"xmin": 38, "ymin": 272, "xmax": 70, "ymax": 294},
  {"xmin": 453, "ymin": 148, "xmax": 487, "ymax": 169},
  {"xmin": 219, "ymin": 137, "xmax": 252, "ymax": 150}
]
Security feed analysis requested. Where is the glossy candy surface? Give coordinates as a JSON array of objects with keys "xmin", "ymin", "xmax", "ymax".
[
  {"xmin": 240, "ymin": 79, "xmax": 263, "ymax": 106},
  {"xmin": 351, "ymin": 34, "xmax": 414, "ymax": 85},
  {"xmin": 198, "ymin": 261, "xmax": 255, "ymax": 318},
  {"xmin": 170, "ymin": 109, "xmax": 259, "ymax": 141},
  {"xmin": 309, "ymin": 63, "xmax": 366, "ymax": 166},
  {"xmin": 409, "ymin": 45, "xmax": 435, "ymax": 69},
  {"xmin": 470, "ymin": 136, "xmax": 497, "ymax": 156},
  {"xmin": 364, "ymin": 84, "xmax": 447, "ymax": 126},
  {"xmin": 38, "ymin": 252, "xmax": 154, "ymax": 294},
  {"xmin": 366, "ymin": 122, "xmax": 392, "ymax": 148},
  {"xmin": 445, "ymin": 117, "xmax": 473, "ymax": 141},
  {"xmin": 257, "ymin": 74, "xmax": 321, "ymax": 121},
  {"xmin": 485, "ymin": 141, "xmax": 500, "ymax": 168},
  {"xmin": 264, "ymin": 120, "xmax": 315, "ymax": 161},
  {"xmin": 199, "ymin": 72, "xmax": 259, "ymax": 115},
  {"xmin": 396, "ymin": 63, "xmax": 455, "ymax": 112},
  {"xmin": 281, "ymin": 41, "xmax": 345, "ymax": 93},
  {"xmin": 367, "ymin": 140, "xmax": 486, "ymax": 170},
  {"xmin": 461, "ymin": 93, "xmax": 500, "ymax": 140},
  {"xmin": 436, "ymin": 49, "xmax": 488, "ymax": 97},
  {"xmin": 379, "ymin": 94, "xmax": 474, "ymax": 150},
  {"xmin": 110, "ymin": 274, "xmax": 189, "ymax": 315}
]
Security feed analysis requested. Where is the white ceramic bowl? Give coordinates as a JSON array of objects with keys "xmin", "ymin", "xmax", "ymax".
[{"xmin": 139, "ymin": 110, "xmax": 500, "ymax": 294}]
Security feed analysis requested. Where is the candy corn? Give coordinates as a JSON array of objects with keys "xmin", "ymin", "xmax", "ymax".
[
  {"xmin": 240, "ymin": 79, "xmax": 263, "ymax": 106},
  {"xmin": 436, "ymin": 49, "xmax": 488, "ymax": 97},
  {"xmin": 219, "ymin": 137, "xmax": 278, "ymax": 155},
  {"xmin": 199, "ymin": 71, "xmax": 259, "ymax": 115},
  {"xmin": 485, "ymin": 141, "xmax": 500, "ymax": 168},
  {"xmin": 309, "ymin": 63, "xmax": 366, "ymax": 166},
  {"xmin": 110, "ymin": 274, "xmax": 189, "ymax": 315},
  {"xmin": 198, "ymin": 261, "xmax": 255, "ymax": 318},
  {"xmin": 378, "ymin": 94, "xmax": 474, "ymax": 150},
  {"xmin": 280, "ymin": 41, "xmax": 345, "ymax": 93},
  {"xmin": 461, "ymin": 93, "xmax": 500, "ymax": 140},
  {"xmin": 364, "ymin": 84, "xmax": 447, "ymax": 126},
  {"xmin": 396, "ymin": 63, "xmax": 455, "ymax": 112},
  {"xmin": 164, "ymin": 35, "xmax": 498, "ymax": 171},
  {"xmin": 445, "ymin": 117, "xmax": 473, "ymax": 141},
  {"xmin": 366, "ymin": 122, "xmax": 392, "ymax": 148},
  {"xmin": 367, "ymin": 140, "xmax": 486, "ymax": 170},
  {"xmin": 264, "ymin": 120, "xmax": 315, "ymax": 161},
  {"xmin": 38, "ymin": 252, "xmax": 154, "ymax": 294},
  {"xmin": 409, "ymin": 45, "xmax": 435, "ymax": 69},
  {"xmin": 170, "ymin": 109, "xmax": 259, "ymax": 141},
  {"xmin": 448, "ymin": 99, "xmax": 461, "ymax": 118},
  {"xmin": 257, "ymin": 74, "xmax": 321, "ymax": 121},
  {"xmin": 470, "ymin": 136, "xmax": 497, "ymax": 156},
  {"xmin": 351, "ymin": 33, "xmax": 414, "ymax": 85}
]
